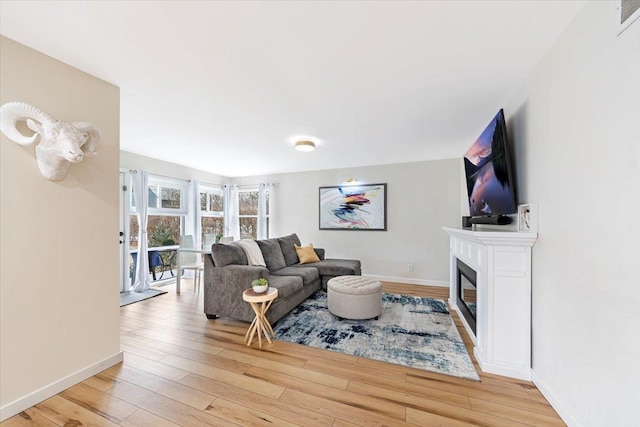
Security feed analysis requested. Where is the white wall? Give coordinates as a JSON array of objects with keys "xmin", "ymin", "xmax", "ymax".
[
  {"xmin": 233, "ymin": 158, "xmax": 461, "ymax": 284},
  {"xmin": 504, "ymin": 3, "xmax": 640, "ymax": 426},
  {"xmin": 0, "ymin": 36, "xmax": 121, "ymax": 419},
  {"xmin": 120, "ymin": 150, "xmax": 225, "ymax": 184}
]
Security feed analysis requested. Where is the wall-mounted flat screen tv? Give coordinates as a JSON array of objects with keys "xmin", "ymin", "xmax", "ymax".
[{"xmin": 463, "ymin": 109, "xmax": 517, "ymax": 217}]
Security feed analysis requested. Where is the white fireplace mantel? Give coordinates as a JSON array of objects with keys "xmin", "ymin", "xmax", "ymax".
[{"xmin": 443, "ymin": 227, "xmax": 537, "ymax": 380}]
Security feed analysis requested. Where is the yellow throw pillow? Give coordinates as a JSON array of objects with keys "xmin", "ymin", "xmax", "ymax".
[{"xmin": 295, "ymin": 243, "xmax": 320, "ymax": 264}]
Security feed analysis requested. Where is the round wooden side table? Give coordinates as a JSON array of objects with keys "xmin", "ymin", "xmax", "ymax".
[{"xmin": 242, "ymin": 287, "xmax": 278, "ymax": 349}]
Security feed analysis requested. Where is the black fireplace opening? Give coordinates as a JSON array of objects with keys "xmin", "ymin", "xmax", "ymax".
[{"xmin": 456, "ymin": 258, "xmax": 477, "ymax": 335}]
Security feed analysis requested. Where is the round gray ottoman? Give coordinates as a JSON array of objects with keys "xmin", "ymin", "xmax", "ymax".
[{"xmin": 327, "ymin": 276, "xmax": 383, "ymax": 320}]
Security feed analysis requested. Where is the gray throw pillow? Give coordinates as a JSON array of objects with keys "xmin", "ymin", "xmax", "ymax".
[
  {"xmin": 211, "ymin": 243, "xmax": 248, "ymax": 267},
  {"xmin": 277, "ymin": 233, "xmax": 301, "ymax": 266},
  {"xmin": 256, "ymin": 238, "xmax": 287, "ymax": 271}
]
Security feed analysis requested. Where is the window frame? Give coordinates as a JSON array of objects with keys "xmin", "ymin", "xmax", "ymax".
[
  {"xmin": 238, "ymin": 187, "xmax": 259, "ymax": 239},
  {"xmin": 130, "ymin": 175, "xmax": 189, "ymax": 216},
  {"xmin": 200, "ymin": 184, "xmax": 225, "ymax": 240},
  {"xmin": 200, "ymin": 184, "xmax": 224, "ymax": 218}
]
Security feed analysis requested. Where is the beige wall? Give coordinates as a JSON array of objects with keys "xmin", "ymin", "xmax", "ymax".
[
  {"xmin": 232, "ymin": 158, "xmax": 461, "ymax": 284},
  {"xmin": 504, "ymin": 3, "xmax": 640, "ymax": 426},
  {"xmin": 0, "ymin": 36, "xmax": 121, "ymax": 417}
]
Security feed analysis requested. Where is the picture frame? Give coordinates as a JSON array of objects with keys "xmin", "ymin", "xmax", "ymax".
[
  {"xmin": 517, "ymin": 203, "xmax": 538, "ymax": 233},
  {"xmin": 319, "ymin": 183, "xmax": 387, "ymax": 231}
]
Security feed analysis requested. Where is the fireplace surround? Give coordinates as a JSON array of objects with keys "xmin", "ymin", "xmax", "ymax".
[{"xmin": 443, "ymin": 227, "xmax": 537, "ymax": 380}]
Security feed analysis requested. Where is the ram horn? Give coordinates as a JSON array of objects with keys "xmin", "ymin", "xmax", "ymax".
[
  {"xmin": 0, "ymin": 102, "xmax": 56, "ymax": 146},
  {"xmin": 72, "ymin": 122, "xmax": 101, "ymax": 153}
]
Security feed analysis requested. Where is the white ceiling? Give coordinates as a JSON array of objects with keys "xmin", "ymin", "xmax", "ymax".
[{"xmin": 0, "ymin": 1, "xmax": 585, "ymax": 177}]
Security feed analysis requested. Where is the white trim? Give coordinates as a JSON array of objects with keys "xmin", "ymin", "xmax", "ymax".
[
  {"xmin": 0, "ymin": 351, "xmax": 123, "ymax": 422},
  {"xmin": 532, "ymin": 369, "xmax": 582, "ymax": 427},
  {"xmin": 617, "ymin": 0, "xmax": 640, "ymax": 35},
  {"xmin": 363, "ymin": 274, "xmax": 449, "ymax": 287},
  {"xmin": 474, "ymin": 353, "xmax": 532, "ymax": 381},
  {"xmin": 449, "ymin": 298, "xmax": 478, "ymax": 346}
]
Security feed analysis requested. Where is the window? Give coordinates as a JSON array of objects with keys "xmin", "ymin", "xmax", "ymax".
[
  {"xmin": 238, "ymin": 187, "xmax": 271, "ymax": 239},
  {"xmin": 130, "ymin": 176, "xmax": 188, "ymax": 248},
  {"xmin": 200, "ymin": 185, "xmax": 224, "ymax": 242},
  {"xmin": 239, "ymin": 189, "xmax": 258, "ymax": 239},
  {"xmin": 132, "ymin": 178, "xmax": 187, "ymax": 214},
  {"xmin": 130, "ymin": 214, "xmax": 182, "ymax": 247}
]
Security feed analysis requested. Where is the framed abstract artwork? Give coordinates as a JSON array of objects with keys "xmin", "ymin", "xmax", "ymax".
[{"xmin": 319, "ymin": 183, "xmax": 387, "ymax": 231}]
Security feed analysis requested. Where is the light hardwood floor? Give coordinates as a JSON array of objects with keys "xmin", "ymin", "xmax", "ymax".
[{"xmin": 2, "ymin": 281, "xmax": 565, "ymax": 426}]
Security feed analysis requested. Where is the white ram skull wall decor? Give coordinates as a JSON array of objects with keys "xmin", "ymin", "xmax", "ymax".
[{"xmin": 0, "ymin": 102, "xmax": 101, "ymax": 181}]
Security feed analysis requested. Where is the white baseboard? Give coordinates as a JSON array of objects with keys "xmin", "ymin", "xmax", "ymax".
[
  {"xmin": 0, "ymin": 351, "xmax": 123, "ymax": 422},
  {"xmin": 476, "ymin": 357, "xmax": 532, "ymax": 381},
  {"xmin": 363, "ymin": 274, "xmax": 449, "ymax": 287},
  {"xmin": 532, "ymin": 369, "xmax": 582, "ymax": 427}
]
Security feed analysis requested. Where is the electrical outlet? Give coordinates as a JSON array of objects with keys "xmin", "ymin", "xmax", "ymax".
[{"xmin": 407, "ymin": 263, "xmax": 414, "ymax": 272}]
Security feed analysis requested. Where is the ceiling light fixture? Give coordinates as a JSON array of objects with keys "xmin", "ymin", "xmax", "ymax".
[{"xmin": 294, "ymin": 140, "xmax": 315, "ymax": 152}]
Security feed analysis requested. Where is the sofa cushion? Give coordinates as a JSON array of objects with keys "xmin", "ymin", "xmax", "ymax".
[
  {"xmin": 277, "ymin": 233, "xmax": 302, "ymax": 266},
  {"xmin": 305, "ymin": 259, "xmax": 362, "ymax": 277},
  {"xmin": 256, "ymin": 238, "xmax": 287, "ymax": 272},
  {"xmin": 266, "ymin": 274, "xmax": 303, "ymax": 299},
  {"xmin": 271, "ymin": 266, "xmax": 320, "ymax": 286},
  {"xmin": 295, "ymin": 244, "xmax": 321, "ymax": 264},
  {"xmin": 210, "ymin": 243, "xmax": 248, "ymax": 267}
]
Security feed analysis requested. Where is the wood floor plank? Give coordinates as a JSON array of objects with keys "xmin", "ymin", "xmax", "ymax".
[
  {"xmin": 245, "ymin": 366, "xmax": 406, "ymax": 420},
  {"xmin": 125, "ymin": 327, "xmax": 226, "ymax": 357},
  {"xmin": 161, "ymin": 354, "xmax": 286, "ymax": 399},
  {"xmin": 306, "ymin": 360, "xmax": 471, "ymax": 408},
  {"xmin": 219, "ymin": 348, "xmax": 349, "ymax": 389},
  {"xmin": 279, "ymin": 388, "xmax": 412, "ymax": 427},
  {"xmin": 120, "ymin": 341, "xmax": 169, "ymax": 362},
  {"xmin": 122, "ymin": 353, "xmax": 190, "ymax": 382},
  {"xmin": 346, "ymin": 380, "xmax": 472, "ymax": 412},
  {"xmin": 0, "ymin": 409, "xmax": 60, "ymax": 427},
  {"xmin": 59, "ymin": 382, "xmax": 138, "ymax": 423},
  {"xmin": 468, "ymin": 397, "xmax": 566, "ymax": 427},
  {"xmin": 33, "ymin": 395, "xmax": 119, "ymax": 427},
  {"xmin": 119, "ymin": 408, "xmax": 181, "ymax": 427},
  {"xmin": 197, "ymin": 334, "xmax": 309, "ymax": 367},
  {"xmin": 204, "ymin": 397, "xmax": 300, "ymax": 427},
  {"xmin": 82, "ymin": 372, "xmax": 118, "ymax": 392},
  {"xmin": 154, "ymin": 343, "xmax": 252, "ymax": 374},
  {"xmin": 105, "ymin": 379, "xmax": 237, "ymax": 426},
  {"xmin": 405, "ymin": 400, "xmax": 533, "ymax": 427},
  {"xmin": 405, "ymin": 407, "xmax": 479, "ymax": 427},
  {"xmin": 102, "ymin": 363, "xmax": 216, "ymax": 410},
  {"xmin": 404, "ymin": 373, "xmax": 558, "ymax": 416},
  {"xmin": 180, "ymin": 372, "xmax": 334, "ymax": 427},
  {"xmin": 331, "ymin": 420, "xmax": 360, "ymax": 427}
]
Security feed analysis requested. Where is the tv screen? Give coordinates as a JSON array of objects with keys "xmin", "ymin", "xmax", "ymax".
[{"xmin": 464, "ymin": 109, "xmax": 517, "ymax": 217}]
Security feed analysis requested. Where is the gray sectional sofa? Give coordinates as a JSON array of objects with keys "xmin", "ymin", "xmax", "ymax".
[{"xmin": 203, "ymin": 233, "xmax": 361, "ymax": 324}]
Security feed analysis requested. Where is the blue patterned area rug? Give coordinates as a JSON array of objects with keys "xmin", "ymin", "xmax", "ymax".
[{"xmin": 273, "ymin": 291, "xmax": 480, "ymax": 381}]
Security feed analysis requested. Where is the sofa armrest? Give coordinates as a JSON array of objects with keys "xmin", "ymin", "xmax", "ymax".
[
  {"xmin": 314, "ymin": 247, "xmax": 326, "ymax": 260},
  {"xmin": 210, "ymin": 265, "xmax": 269, "ymax": 290},
  {"xmin": 204, "ymin": 264, "xmax": 270, "ymax": 320}
]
